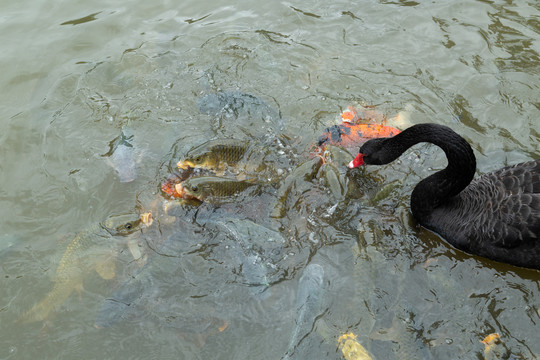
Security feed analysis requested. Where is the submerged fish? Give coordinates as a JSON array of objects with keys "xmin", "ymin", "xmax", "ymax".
[
  {"xmin": 283, "ymin": 263, "xmax": 326, "ymax": 359},
  {"xmin": 272, "ymin": 157, "xmax": 324, "ymax": 219},
  {"xmin": 18, "ymin": 213, "xmax": 149, "ymax": 323},
  {"xmin": 200, "ymin": 217, "xmax": 288, "ymax": 296},
  {"xmin": 102, "ymin": 129, "xmax": 137, "ymax": 183},
  {"xmin": 96, "ymin": 216, "xmax": 286, "ymax": 331},
  {"xmin": 177, "ymin": 138, "xmax": 250, "ymax": 171},
  {"xmin": 338, "ymin": 332, "xmax": 373, "ymax": 360},
  {"xmin": 317, "ymin": 122, "xmax": 400, "ymax": 153},
  {"xmin": 95, "ymin": 219, "xmax": 231, "ymax": 338},
  {"xmin": 197, "ymin": 91, "xmax": 284, "ymax": 138},
  {"xmin": 482, "ymin": 333, "xmax": 512, "ymax": 360},
  {"xmin": 160, "ymin": 168, "xmax": 195, "ymax": 199},
  {"xmin": 370, "ymin": 303, "xmax": 434, "ymax": 360},
  {"xmin": 176, "ymin": 176, "xmax": 257, "ymax": 202}
]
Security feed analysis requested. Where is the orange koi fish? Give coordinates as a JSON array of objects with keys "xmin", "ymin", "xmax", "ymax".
[{"xmin": 317, "ymin": 122, "xmax": 401, "ymax": 151}]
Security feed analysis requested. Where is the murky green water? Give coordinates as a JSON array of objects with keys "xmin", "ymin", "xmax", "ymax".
[{"xmin": 1, "ymin": 0, "xmax": 539, "ymax": 359}]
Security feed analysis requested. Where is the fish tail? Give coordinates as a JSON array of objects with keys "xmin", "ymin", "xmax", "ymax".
[
  {"xmin": 16, "ymin": 282, "xmax": 74, "ymax": 323},
  {"xmin": 17, "ymin": 291, "xmax": 57, "ymax": 323}
]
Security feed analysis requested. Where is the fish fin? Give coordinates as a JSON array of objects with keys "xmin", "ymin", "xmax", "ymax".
[
  {"xmin": 95, "ymin": 254, "xmax": 117, "ymax": 280},
  {"xmin": 75, "ymin": 283, "xmax": 85, "ymax": 300},
  {"xmin": 17, "ymin": 291, "xmax": 57, "ymax": 323},
  {"xmin": 244, "ymin": 177, "xmax": 259, "ymax": 184}
]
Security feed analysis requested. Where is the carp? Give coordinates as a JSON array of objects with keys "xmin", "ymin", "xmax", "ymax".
[
  {"xmin": 177, "ymin": 138, "xmax": 250, "ymax": 171},
  {"xmin": 18, "ymin": 213, "xmax": 150, "ymax": 323},
  {"xmin": 175, "ymin": 176, "xmax": 257, "ymax": 202}
]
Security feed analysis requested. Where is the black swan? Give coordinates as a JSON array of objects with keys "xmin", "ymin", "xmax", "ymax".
[{"xmin": 348, "ymin": 123, "xmax": 540, "ymax": 270}]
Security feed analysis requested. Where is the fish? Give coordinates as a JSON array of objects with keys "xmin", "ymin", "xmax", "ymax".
[
  {"xmin": 199, "ymin": 217, "xmax": 288, "ymax": 297},
  {"xmin": 177, "ymin": 138, "xmax": 250, "ymax": 171},
  {"xmin": 370, "ymin": 302, "xmax": 434, "ymax": 360},
  {"xmin": 317, "ymin": 122, "xmax": 401, "ymax": 152},
  {"xmin": 482, "ymin": 333, "xmax": 512, "ymax": 360},
  {"xmin": 102, "ymin": 129, "xmax": 138, "ymax": 183},
  {"xmin": 175, "ymin": 176, "xmax": 257, "ymax": 202},
  {"xmin": 338, "ymin": 332, "xmax": 374, "ymax": 360},
  {"xmin": 272, "ymin": 157, "xmax": 324, "ymax": 219},
  {"xmin": 197, "ymin": 91, "xmax": 284, "ymax": 138},
  {"xmin": 17, "ymin": 213, "xmax": 150, "ymax": 323},
  {"xmin": 95, "ymin": 219, "xmax": 231, "ymax": 339},
  {"xmin": 160, "ymin": 168, "xmax": 195, "ymax": 199},
  {"xmin": 283, "ymin": 263, "xmax": 326, "ymax": 359},
  {"xmin": 96, "ymin": 216, "xmax": 286, "ymax": 332}
]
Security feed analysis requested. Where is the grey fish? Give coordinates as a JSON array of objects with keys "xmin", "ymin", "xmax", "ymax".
[
  {"xmin": 102, "ymin": 129, "xmax": 137, "ymax": 183},
  {"xmin": 200, "ymin": 217, "xmax": 288, "ymax": 296},
  {"xmin": 370, "ymin": 302, "xmax": 434, "ymax": 360},
  {"xmin": 18, "ymin": 213, "xmax": 145, "ymax": 323},
  {"xmin": 283, "ymin": 263, "xmax": 326, "ymax": 359},
  {"xmin": 95, "ymin": 217, "xmax": 287, "ymax": 328},
  {"xmin": 94, "ymin": 218, "xmax": 200, "ymax": 328},
  {"xmin": 272, "ymin": 157, "xmax": 324, "ymax": 219},
  {"xmin": 197, "ymin": 91, "xmax": 284, "ymax": 139}
]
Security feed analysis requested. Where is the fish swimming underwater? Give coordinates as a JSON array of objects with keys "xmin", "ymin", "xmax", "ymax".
[
  {"xmin": 200, "ymin": 217, "xmax": 288, "ymax": 296},
  {"xmin": 96, "ymin": 217, "xmax": 287, "ymax": 330},
  {"xmin": 197, "ymin": 91, "xmax": 284, "ymax": 139},
  {"xmin": 283, "ymin": 263, "xmax": 326, "ymax": 359},
  {"xmin": 370, "ymin": 302, "xmax": 434, "ymax": 360},
  {"xmin": 317, "ymin": 122, "xmax": 401, "ymax": 154},
  {"xmin": 482, "ymin": 333, "xmax": 519, "ymax": 360},
  {"xmin": 338, "ymin": 332, "xmax": 374, "ymax": 360},
  {"xmin": 102, "ymin": 129, "xmax": 138, "ymax": 183},
  {"xmin": 18, "ymin": 213, "xmax": 148, "ymax": 323},
  {"xmin": 272, "ymin": 157, "xmax": 324, "ymax": 219}
]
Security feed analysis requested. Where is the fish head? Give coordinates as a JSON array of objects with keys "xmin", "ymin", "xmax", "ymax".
[
  {"xmin": 114, "ymin": 164, "xmax": 137, "ymax": 183},
  {"xmin": 178, "ymin": 147, "xmax": 219, "ymax": 170},
  {"xmin": 101, "ymin": 213, "xmax": 150, "ymax": 236},
  {"xmin": 482, "ymin": 333, "xmax": 501, "ymax": 347},
  {"xmin": 179, "ymin": 177, "xmax": 211, "ymax": 201}
]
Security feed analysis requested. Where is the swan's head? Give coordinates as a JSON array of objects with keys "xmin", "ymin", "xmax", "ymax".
[{"xmin": 348, "ymin": 138, "xmax": 389, "ymax": 168}]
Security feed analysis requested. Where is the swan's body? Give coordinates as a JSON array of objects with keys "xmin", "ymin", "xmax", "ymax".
[{"xmin": 349, "ymin": 123, "xmax": 540, "ymax": 270}]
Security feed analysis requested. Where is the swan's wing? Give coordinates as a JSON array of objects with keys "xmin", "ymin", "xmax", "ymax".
[{"xmin": 485, "ymin": 160, "xmax": 540, "ymax": 248}]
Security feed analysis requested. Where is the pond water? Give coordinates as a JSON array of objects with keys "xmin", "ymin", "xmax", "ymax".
[{"xmin": 1, "ymin": 0, "xmax": 539, "ymax": 359}]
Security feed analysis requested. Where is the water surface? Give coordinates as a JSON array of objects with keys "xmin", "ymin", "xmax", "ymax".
[{"xmin": 1, "ymin": 0, "xmax": 539, "ymax": 359}]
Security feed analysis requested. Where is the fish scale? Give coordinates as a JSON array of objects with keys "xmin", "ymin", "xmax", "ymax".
[
  {"xmin": 211, "ymin": 142, "xmax": 248, "ymax": 163},
  {"xmin": 179, "ymin": 139, "xmax": 250, "ymax": 170},
  {"xmin": 181, "ymin": 176, "xmax": 257, "ymax": 201},
  {"xmin": 18, "ymin": 215, "xmax": 143, "ymax": 323}
]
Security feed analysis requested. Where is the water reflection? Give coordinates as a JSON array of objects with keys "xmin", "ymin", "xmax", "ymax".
[{"xmin": 1, "ymin": 0, "xmax": 540, "ymax": 359}]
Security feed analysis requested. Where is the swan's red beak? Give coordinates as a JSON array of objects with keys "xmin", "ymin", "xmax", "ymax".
[{"xmin": 348, "ymin": 153, "xmax": 365, "ymax": 168}]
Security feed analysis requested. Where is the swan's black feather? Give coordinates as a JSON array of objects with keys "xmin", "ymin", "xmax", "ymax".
[{"xmin": 358, "ymin": 123, "xmax": 540, "ymax": 270}]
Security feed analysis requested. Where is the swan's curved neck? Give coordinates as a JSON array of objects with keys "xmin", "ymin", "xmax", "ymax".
[{"xmin": 388, "ymin": 124, "xmax": 476, "ymax": 220}]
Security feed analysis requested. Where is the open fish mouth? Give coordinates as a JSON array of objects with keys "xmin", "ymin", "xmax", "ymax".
[
  {"xmin": 177, "ymin": 160, "xmax": 192, "ymax": 170},
  {"xmin": 140, "ymin": 212, "xmax": 153, "ymax": 227},
  {"xmin": 174, "ymin": 183, "xmax": 200, "ymax": 201}
]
